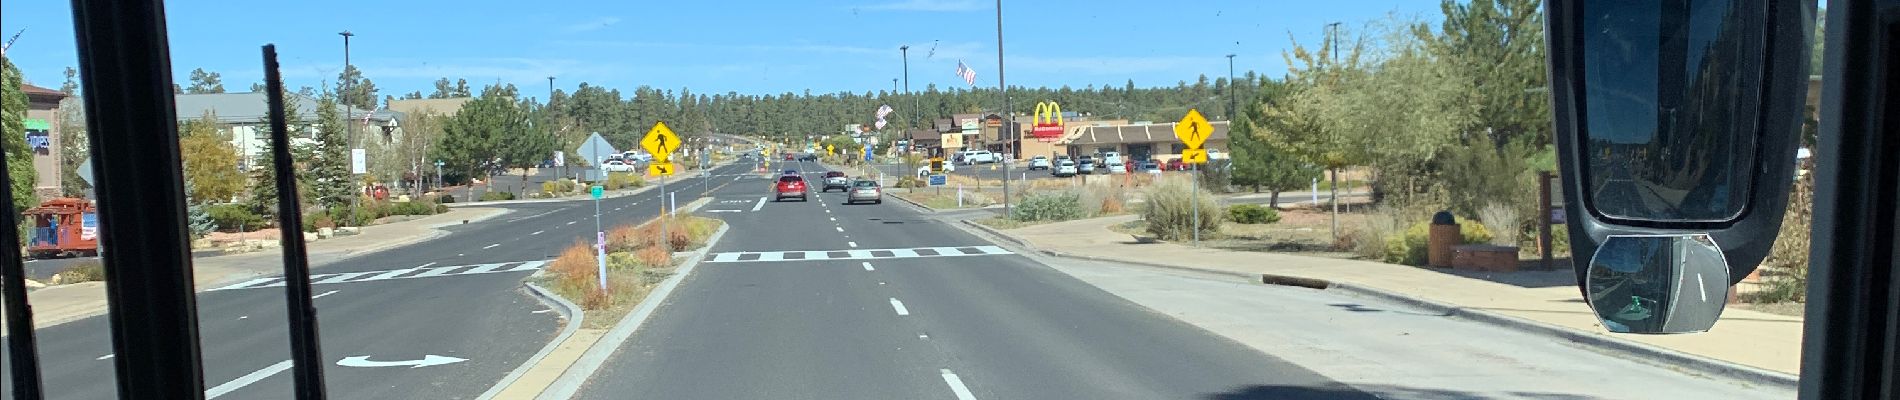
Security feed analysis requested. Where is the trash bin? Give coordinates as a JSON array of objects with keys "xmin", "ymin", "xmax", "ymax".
[{"xmin": 1428, "ymin": 211, "xmax": 1460, "ymax": 268}]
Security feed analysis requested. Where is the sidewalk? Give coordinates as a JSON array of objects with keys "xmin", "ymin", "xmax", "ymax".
[
  {"xmin": 15, "ymin": 206, "xmax": 508, "ymax": 330},
  {"xmin": 993, "ymin": 214, "xmax": 1804, "ymax": 379}
]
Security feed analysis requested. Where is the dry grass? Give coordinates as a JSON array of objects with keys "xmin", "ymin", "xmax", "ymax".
[
  {"xmin": 539, "ymin": 214, "xmax": 724, "ymax": 320},
  {"xmin": 636, "ymin": 245, "xmax": 672, "ymax": 267},
  {"xmin": 51, "ymin": 261, "xmax": 107, "ymax": 284}
]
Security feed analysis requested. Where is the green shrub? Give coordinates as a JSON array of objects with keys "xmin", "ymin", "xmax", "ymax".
[
  {"xmin": 389, "ymin": 201, "xmax": 437, "ymax": 216},
  {"xmin": 435, "ymin": 204, "xmax": 450, "ymax": 214},
  {"xmin": 1226, "ymin": 204, "xmax": 1280, "ymax": 224},
  {"xmin": 1013, "ymin": 191, "xmax": 1085, "ymax": 222},
  {"xmin": 53, "ymin": 262, "xmax": 106, "ymax": 284},
  {"xmin": 207, "ymin": 204, "xmax": 266, "ymax": 232},
  {"xmin": 479, "ymin": 191, "xmax": 516, "ymax": 202},
  {"xmin": 1138, "ymin": 177, "xmax": 1223, "ymax": 241},
  {"xmin": 603, "ymin": 172, "xmax": 642, "ymax": 190}
]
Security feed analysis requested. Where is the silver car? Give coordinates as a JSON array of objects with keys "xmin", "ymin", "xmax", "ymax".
[{"xmin": 845, "ymin": 180, "xmax": 883, "ymax": 204}]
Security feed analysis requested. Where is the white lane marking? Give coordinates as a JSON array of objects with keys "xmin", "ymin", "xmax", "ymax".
[
  {"xmin": 96, "ymin": 354, "xmax": 114, "ymax": 360},
  {"xmin": 829, "ymin": 217, "xmax": 836, "ymax": 221},
  {"xmin": 712, "ymin": 252, "xmax": 742, "ymax": 262},
  {"xmin": 862, "ymin": 262, "xmax": 875, "ymax": 271},
  {"xmin": 825, "ymin": 209, "xmax": 831, "ymax": 213},
  {"xmin": 483, "ymin": 243, "xmax": 501, "ymax": 249},
  {"xmin": 312, "ymin": 290, "xmax": 339, "ymax": 299},
  {"xmin": 462, "ymin": 263, "xmax": 511, "ymax": 274},
  {"xmin": 532, "ymin": 309, "xmax": 554, "ymax": 314},
  {"xmin": 889, "ymin": 298, "xmax": 910, "ymax": 316},
  {"xmin": 705, "ymin": 209, "xmax": 743, "ymax": 213},
  {"xmin": 313, "ymin": 272, "xmax": 374, "ymax": 285},
  {"xmin": 835, "ymin": 227, "xmax": 844, "ymax": 232},
  {"xmin": 888, "ymin": 248, "xmax": 920, "ymax": 258},
  {"xmin": 941, "ymin": 369, "xmax": 978, "ymax": 400},
  {"xmin": 848, "ymin": 241, "xmax": 858, "ymax": 248},
  {"xmin": 417, "ymin": 262, "xmax": 438, "ymax": 268},
  {"xmin": 757, "ymin": 252, "xmax": 785, "ymax": 262},
  {"xmin": 566, "ymin": 221, "xmax": 577, "ymax": 225},
  {"xmin": 238, "ymin": 316, "xmax": 248, "ymax": 320},
  {"xmin": 532, "ymin": 230, "xmax": 544, "ymax": 235},
  {"xmin": 212, "ymin": 277, "xmax": 280, "ymax": 291},
  {"xmin": 752, "ymin": 197, "xmax": 767, "ymax": 211},
  {"xmin": 1696, "ymin": 274, "xmax": 1708, "ymax": 302},
  {"xmin": 458, "ymin": 253, "xmax": 466, "ymax": 257},
  {"xmin": 205, "ymin": 360, "xmax": 293, "ymax": 399}
]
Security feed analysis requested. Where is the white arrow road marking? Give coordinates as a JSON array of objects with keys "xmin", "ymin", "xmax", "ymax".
[
  {"xmin": 336, "ymin": 355, "xmax": 467, "ymax": 369},
  {"xmin": 206, "ymin": 360, "xmax": 292, "ymax": 399},
  {"xmin": 889, "ymin": 298, "xmax": 910, "ymax": 316}
]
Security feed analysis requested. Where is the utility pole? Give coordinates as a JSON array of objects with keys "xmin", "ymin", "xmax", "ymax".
[
  {"xmin": 340, "ymin": 30, "xmax": 359, "ymax": 227},
  {"xmin": 996, "ymin": 0, "xmax": 1011, "ymax": 216},
  {"xmin": 549, "ymin": 76, "xmax": 561, "ymax": 181},
  {"xmin": 1325, "ymin": 21, "xmax": 1342, "ymax": 241}
]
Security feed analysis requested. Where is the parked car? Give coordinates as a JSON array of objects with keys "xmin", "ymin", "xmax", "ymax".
[
  {"xmin": 773, "ymin": 175, "xmax": 808, "ymax": 202},
  {"xmin": 1027, "ymin": 156, "xmax": 1052, "ymax": 170},
  {"xmin": 1140, "ymin": 161, "xmax": 1162, "ymax": 174},
  {"xmin": 1053, "ymin": 160, "xmax": 1079, "ymax": 177},
  {"xmin": 602, "ymin": 160, "xmax": 637, "ymax": 172},
  {"xmin": 1103, "ymin": 158, "xmax": 1127, "ymax": 174},
  {"xmin": 959, "ymin": 150, "xmax": 999, "ymax": 164},
  {"xmin": 798, "ymin": 153, "xmax": 819, "ymax": 162},
  {"xmin": 1166, "ymin": 158, "xmax": 1188, "ymax": 171},
  {"xmin": 1078, "ymin": 160, "xmax": 1098, "ymax": 175},
  {"xmin": 845, "ymin": 179, "xmax": 883, "ymax": 204},
  {"xmin": 821, "ymin": 171, "xmax": 850, "ymax": 192}
]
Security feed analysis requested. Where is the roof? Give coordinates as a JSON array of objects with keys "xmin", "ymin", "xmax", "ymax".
[
  {"xmin": 909, "ymin": 129, "xmax": 940, "ymax": 141},
  {"xmin": 23, "ymin": 84, "xmax": 66, "ymax": 106},
  {"xmin": 174, "ymin": 92, "xmax": 395, "ymax": 124},
  {"xmin": 1068, "ymin": 121, "xmax": 1229, "ymax": 146},
  {"xmin": 388, "ymin": 98, "xmax": 473, "ymax": 117}
]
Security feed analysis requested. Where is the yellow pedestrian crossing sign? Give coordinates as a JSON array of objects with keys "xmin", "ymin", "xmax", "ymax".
[
  {"xmin": 648, "ymin": 162, "xmax": 676, "ymax": 176},
  {"xmin": 1174, "ymin": 109, "xmax": 1213, "ymax": 149},
  {"xmin": 641, "ymin": 122, "xmax": 681, "ymax": 162}
]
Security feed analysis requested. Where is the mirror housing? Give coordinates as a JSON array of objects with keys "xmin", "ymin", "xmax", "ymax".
[{"xmin": 1545, "ymin": 0, "xmax": 1815, "ymax": 333}]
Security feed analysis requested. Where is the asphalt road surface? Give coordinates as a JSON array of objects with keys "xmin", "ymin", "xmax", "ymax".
[
  {"xmin": 3, "ymin": 161, "xmax": 758, "ymax": 399},
  {"xmin": 578, "ymin": 160, "xmax": 1372, "ymax": 399}
]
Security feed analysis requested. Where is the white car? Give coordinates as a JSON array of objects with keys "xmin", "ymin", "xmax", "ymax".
[
  {"xmin": 959, "ymin": 150, "xmax": 999, "ymax": 164},
  {"xmin": 1053, "ymin": 160, "xmax": 1078, "ymax": 177},
  {"xmin": 1027, "ymin": 156, "xmax": 1052, "ymax": 170},
  {"xmin": 602, "ymin": 160, "xmax": 637, "ymax": 172},
  {"xmin": 1104, "ymin": 159, "xmax": 1127, "ymax": 174}
]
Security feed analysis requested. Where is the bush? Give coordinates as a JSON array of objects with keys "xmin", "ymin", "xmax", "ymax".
[
  {"xmin": 604, "ymin": 172, "xmax": 643, "ymax": 191},
  {"xmin": 1477, "ymin": 203, "xmax": 1522, "ymax": 246},
  {"xmin": 1138, "ymin": 177, "xmax": 1223, "ymax": 241},
  {"xmin": 1226, "ymin": 204, "xmax": 1280, "ymax": 224},
  {"xmin": 388, "ymin": 201, "xmax": 438, "ymax": 216},
  {"xmin": 895, "ymin": 175, "xmax": 925, "ymax": 188},
  {"xmin": 53, "ymin": 262, "xmax": 106, "ymax": 284},
  {"xmin": 1013, "ymin": 191, "xmax": 1085, "ymax": 222},
  {"xmin": 207, "ymin": 203, "xmax": 266, "ymax": 232},
  {"xmin": 636, "ymin": 246, "xmax": 672, "ymax": 267},
  {"xmin": 479, "ymin": 191, "xmax": 516, "ymax": 202},
  {"xmin": 1078, "ymin": 182, "xmax": 1128, "ymax": 215}
]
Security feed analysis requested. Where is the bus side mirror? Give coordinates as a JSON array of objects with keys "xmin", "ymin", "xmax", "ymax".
[{"xmin": 1545, "ymin": 0, "xmax": 1814, "ymax": 333}]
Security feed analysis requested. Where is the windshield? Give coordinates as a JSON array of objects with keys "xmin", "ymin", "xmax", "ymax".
[{"xmin": 0, "ymin": 1, "xmax": 1809, "ymax": 399}]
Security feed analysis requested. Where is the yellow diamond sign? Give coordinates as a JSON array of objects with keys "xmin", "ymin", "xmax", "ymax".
[
  {"xmin": 641, "ymin": 122, "xmax": 682, "ymax": 162},
  {"xmin": 648, "ymin": 162, "xmax": 676, "ymax": 176},
  {"xmin": 1174, "ymin": 109, "xmax": 1213, "ymax": 149}
]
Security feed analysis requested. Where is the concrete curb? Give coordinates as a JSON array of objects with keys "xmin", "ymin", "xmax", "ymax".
[
  {"xmin": 953, "ymin": 218, "xmax": 1799, "ymax": 390},
  {"xmin": 1319, "ymin": 279, "xmax": 1800, "ymax": 389},
  {"xmin": 889, "ymin": 191, "xmax": 941, "ymax": 213},
  {"xmin": 476, "ymin": 282, "xmax": 585, "ymax": 400},
  {"xmin": 536, "ymin": 221, "xmax": 731, "ymax": 400}
]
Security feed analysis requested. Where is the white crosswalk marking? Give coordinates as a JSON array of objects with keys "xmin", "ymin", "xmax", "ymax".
[
  {"xmin": 206, "ymin": 260, "xmax": 550, "ymax": 291},
  {"xmin": 704, "ymin": 246, "xmax": 1013, "ymax": 263}
]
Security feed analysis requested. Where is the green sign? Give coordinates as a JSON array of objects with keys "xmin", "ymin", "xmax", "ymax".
[{"xmin": 591, "ymin": 186, "xmax": 604, "ymax": 199}]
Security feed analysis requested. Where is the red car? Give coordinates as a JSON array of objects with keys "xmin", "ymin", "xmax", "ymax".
[
  {"xmin": 773, "ymin": 175, "xmax": 808, "ymax": 202},
  {"xmin": 1166, "ymin": 159, "xmax": 1187, "ymax": 171}
]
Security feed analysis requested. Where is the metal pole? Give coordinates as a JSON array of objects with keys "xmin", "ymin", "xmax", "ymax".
[
  {"xmin": 996, "ymin": 0, "xmax": 1011, "ymax": 216},
  {"xmin": 902, "ymin": 45, "xmax": 915, "ymax": 191},
  {"xmin": 262, "ymin": 46, "xmax": 328, "ymax": 399},
  {"xmin": 340, "ymin": 30, "xmax": 359, "ymax": 227},
  {"xmin": 1192, "ymin": 163, "xmax": 1200, "ymax": 247},
  {"xmin": 1226, "ymin": 54, "xmax": 1236, "ymax": 120}
]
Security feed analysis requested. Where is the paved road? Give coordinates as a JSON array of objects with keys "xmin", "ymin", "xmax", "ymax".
[
  {"xmin": 577, "ymin": 160, "xmax": 1371, "ymax": 399},
  {"xmin": 573, "ymin": 159, "xmax": 1786, "ymax": 400},
  {"xmin": 3, "ymin": 161, "xmax": 758, "ymax": 399}
]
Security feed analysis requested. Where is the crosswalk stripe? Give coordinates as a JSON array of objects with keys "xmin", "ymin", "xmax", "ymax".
[
  {"xmin": 705, "ymin": 246, "xmax": 1014, "ymax": 263},
  {"xmin": 206, "ymin": 260, "xmax": 551, "ymax": 291}
]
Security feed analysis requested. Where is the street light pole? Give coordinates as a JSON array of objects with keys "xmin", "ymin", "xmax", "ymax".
[
  {"xmin": 1226, "ymin": 54, "xmax": 1236, "ymax": 121},
  {"xmin": 549, "ymin": 76, "xmax": 561, "ymax": 181},
  {"xmin": 339, "ymin": 30, "xmax": 359, "ymax": 227},
  {"xmin": 996, "ymin": 0, "xmax": 1011, "ymax": 216},
  {"xmin": 901, "ymin": 45, "xmax": 915, "ymax": 185}
]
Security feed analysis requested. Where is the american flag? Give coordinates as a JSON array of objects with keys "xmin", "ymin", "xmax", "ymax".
[{"xmin": 955, "ymin": 60, "xmax": 977, "ymax": 86}]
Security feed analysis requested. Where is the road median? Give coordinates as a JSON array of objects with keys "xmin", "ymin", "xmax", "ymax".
[{"xmin": 483, "ymin": 202, "xmax": 728, "ymax": 400}]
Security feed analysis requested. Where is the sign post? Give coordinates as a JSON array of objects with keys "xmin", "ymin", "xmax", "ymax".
[
  {"xmin": 643, "ymin": 122, "xmax": 681, "ymax": 251},
  {"xmin": 592, "ymin": 185, "xmax": 606, "ymax": 291},
  {"xmin": 1174, "ymin": 109, "xmax": 1212, "ymax": 247}
]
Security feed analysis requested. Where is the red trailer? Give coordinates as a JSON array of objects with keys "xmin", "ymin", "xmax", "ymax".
[{"xmin": 25, "ymin": 198, "xmax": 101, "ymax": 259}]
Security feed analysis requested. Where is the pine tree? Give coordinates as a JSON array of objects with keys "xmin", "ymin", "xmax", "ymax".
[{"xmin": 300, "ymin": 95, "xmax": 354, "ymax": 214}]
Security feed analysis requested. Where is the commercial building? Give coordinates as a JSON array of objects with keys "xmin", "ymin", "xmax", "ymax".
[{"xmin": 22, "ymin": 84, "xmax": 68, "ymax": 199}]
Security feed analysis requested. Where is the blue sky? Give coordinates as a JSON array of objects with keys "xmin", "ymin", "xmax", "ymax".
[{"xmin": 4, "ymin": 0, "xmax": 1443, "ymax": 101}]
